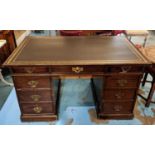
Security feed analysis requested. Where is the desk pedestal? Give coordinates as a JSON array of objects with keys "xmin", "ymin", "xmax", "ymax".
[{"xmin": 10, "ymin": 65, "xmax": 144, "ymax": 121}]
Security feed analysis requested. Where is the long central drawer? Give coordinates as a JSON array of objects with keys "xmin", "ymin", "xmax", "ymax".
[{"xmin": 50, "ymin": 65, "xmax": 108, "ymax": 74}]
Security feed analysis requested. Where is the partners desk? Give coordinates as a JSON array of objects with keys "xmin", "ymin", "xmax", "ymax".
[{"xmin": 3, "ymin": 36, "xmax": 149, "ymax": 121}]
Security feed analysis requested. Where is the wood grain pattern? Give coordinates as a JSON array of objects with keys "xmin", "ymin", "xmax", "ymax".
[
  {"xmin": 21, "ymin": 102, "xmax": 54, "ymax": 114},
  {"xmin": 104, "ymin": 75, "xmax": 141, "ymax": 89},
  {"xmin": 13, "ymin": 76, "xmax": 51, "ymax": 89},
  {"xmin": 3, "ymin": 36, "xmax": 149, "ymax": 121},
  {"xmin": 103, "ymin": 89, "xmax": 136, "ymax": 100},
  {"xmin": 101, "ymin": 101, "xmax": 133, "ymax": 114},
  {"xmin": 17, "ymin": 90, "xmax": 54, "ymax": 102}
]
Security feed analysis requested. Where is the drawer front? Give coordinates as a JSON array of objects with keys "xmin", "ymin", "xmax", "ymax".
[
  {"xmin": 12, "ymin": 67, "xmax": 49, "ymax": 74},
  {"xmin": 101, "ymin": 101, "xmax": 133, "ymax": 114},
  {"xmin": 51, "ymin": 65, "xmax": 107, "ymax": 74},
  {"xmin": 21, "ymin": 102, "xmax": 54, "ymax": 114},
  {"xmin": 105, "ymin": 75, "xmax": 140, "ymax": 88},
  {"xmin": 109, "ymin": 65, "xmax": 143, "ymax": 73},
  {"xmin": 103, "ymin": 89, "xmax": 136, "ymax": 101},
  {"xmin": 13, "ymin": 76, "xmax": 51, "ymax": 89},
  {"xmin": 17, "ymin": 90, "xmax": 53, "ymax": 102}
]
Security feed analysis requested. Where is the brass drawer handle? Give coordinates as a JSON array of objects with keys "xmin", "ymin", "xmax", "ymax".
[
  {"xmin": 114, "ymin": 105, "xmax": 122, "ymax": 112},
  {"xmin": 72, "ymin": 67, "xmax": 84, "ymax": 73},
  {"xmin": 31, "ymin": 95, "xmax": 41, "ymax": 102},
  {"xmin": 115, "ymin": 92, "xmax": 124, "ymax": 99},
  {"xmin": 117, "ymin": 79, "xmax": 128, "ymax": 87},
  {"xmin": 27, "ymin": 80, "xmax": 38, "ymax": 88},
  {"xmin": 121, "ymin": 66, "xmax": 131, "ymax": 73},
  {"xmin": 33, "ymin": 105, "xmax": 42, "ymax": 113},
  {"xmin": 24, "ymin": 67, "xmax": 35, "ymax": 73}
]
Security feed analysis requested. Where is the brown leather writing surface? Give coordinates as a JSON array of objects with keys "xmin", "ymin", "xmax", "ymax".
[{"xmin": 4, "ymin": 36, "xmax": 148, "ymax": 66}]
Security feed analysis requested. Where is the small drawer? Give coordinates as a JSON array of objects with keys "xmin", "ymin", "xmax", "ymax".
[
  {"xmin": 17, "ymin": 90, "xmax": 53, "ymax": 102},
  {"xmin": 51, "ymin": 65, "xmax": 107, "ymax": 74},
  {"xmin": 103, "ymin": 89, "xmax": 136, "ymax": 101},
  {"xmin": 13, "ymin": 76, "xmax": 51, "ymax": 89},
  {"xmin": 105, "ymin": 75, "xmax": 140, "ymax": 88},
  {"xmin": 12, "ymin": 66, "xmax": 49, "ymax": 74},
  {"xmin": 21, "ymin": 102, "xmax": 54, "ymax": 114},
  {"xmin": 109, "ymin": 65, "xmax": 143, "ymax": 73},
  {"xmin": 101, "ymin": 101, "xmax": 133, "ymax": 114}
]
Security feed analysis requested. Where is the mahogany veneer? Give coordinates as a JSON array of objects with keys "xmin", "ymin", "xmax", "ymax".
[{"xmin": 3, "ymin": 36, "xmax": 149, "ymax": 121}]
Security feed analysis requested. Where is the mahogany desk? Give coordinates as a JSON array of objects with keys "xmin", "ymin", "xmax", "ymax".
[{"xmin": 3, "ymin": 36, "xmax": 149, "ymax": 121}]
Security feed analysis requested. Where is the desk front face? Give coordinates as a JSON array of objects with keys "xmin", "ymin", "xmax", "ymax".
[{"xmin": 3, "ymin": 36, "xmax": 149, "ymax": 121}]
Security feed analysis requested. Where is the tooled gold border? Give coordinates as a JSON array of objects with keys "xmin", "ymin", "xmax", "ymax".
[
  {"xmin": 3, "ymin": 36, "xmax": 150, "ymax": 66},
  {"xmin": 5, "ymin": 60, "xmax": 149, "ymax": 66},
  {"xmin": 3, "ymin": 37, "xmax": 30, "ymax": 66}
]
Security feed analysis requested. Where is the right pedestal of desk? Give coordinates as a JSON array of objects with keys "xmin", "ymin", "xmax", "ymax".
[{"xmin": 92, "ymin": 65, "xmax": 144, "ymax": 119}]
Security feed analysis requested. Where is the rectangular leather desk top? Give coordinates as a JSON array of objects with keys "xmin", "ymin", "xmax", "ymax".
[{"xmin": 4, "ymin": 36, "xmax": 149, "ymax": 66}]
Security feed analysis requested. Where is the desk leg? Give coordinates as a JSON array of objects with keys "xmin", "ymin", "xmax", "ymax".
[{"xmin": 0, "ymin": 69, "xmax": 13, "ymax": 86}]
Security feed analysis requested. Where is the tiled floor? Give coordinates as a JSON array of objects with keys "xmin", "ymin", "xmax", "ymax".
[{"xmin": 0, "ymin": 30, "xmax": 155, "ymax": 125}]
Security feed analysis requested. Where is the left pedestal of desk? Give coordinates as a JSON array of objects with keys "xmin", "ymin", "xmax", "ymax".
[{"xmin": 11, "ymin": 66, "xmax": 58, "ymax": 122}]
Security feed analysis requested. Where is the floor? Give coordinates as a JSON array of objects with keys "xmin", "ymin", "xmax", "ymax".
[
  {"xmin": 0, "ymin": 30, "xmax": 155, "ymax": 125},
  {"xmin": 0, "ymin": 71, "xmax": 13, "ymax": 110}
]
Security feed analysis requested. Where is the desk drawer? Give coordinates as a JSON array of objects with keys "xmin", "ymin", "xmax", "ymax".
[
  {"xmin": 108, "ymin": 65, "xmax": 143, "ymax": 73},
  {"xmin": 51, "ymin": 65, "xmax": 107, "ymax": 74},
  {"xmin": 12, "ymin": 66, "xmax": 49, "ymax": 74},
  {"xmin": 101, "ymin": 101, "xmax": 133, "ymax": 114},
  {"xmin": 103, "ymin": 89, "xmax": 136, "ymax": 101},
  {"xmin": 21, "ymin": 102, "xmax": 54, "ymax": 114},
  {"xmin": 17, "ymin": 90, "xmax": 53, "ymax": 102},
  {"xmin": 13, "ymin": 76, "xmax": 51, "ymax": 89},
  {"xmin": 105, "ymin": 75, "xmax": 140, "ymax": 88}
]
